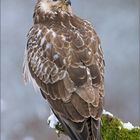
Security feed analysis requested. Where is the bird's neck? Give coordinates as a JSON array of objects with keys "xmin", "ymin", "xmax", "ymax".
[{"xmin": 33, "ymin": 2, "xmax": 72, "ymax": 24}]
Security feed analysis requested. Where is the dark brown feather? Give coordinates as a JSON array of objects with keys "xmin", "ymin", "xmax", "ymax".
[{"xmin": 23, "ymin": 2, "xmax": 105, "ymax": 139}]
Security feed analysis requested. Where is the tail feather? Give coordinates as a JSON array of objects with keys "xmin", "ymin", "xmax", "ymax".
[
  {"xmin": 91, "ymin": 118, "xmax": 101, "ymax": 140},
  {"xmin": 54, "ymin": 112, "xmax": 101, "ymax": 140}
]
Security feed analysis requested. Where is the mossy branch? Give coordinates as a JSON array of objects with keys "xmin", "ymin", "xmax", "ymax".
[
  {"xmin": 47, "ymin": 111, "xmax": 140, "ymax": 140},
  {"xmin": 101, "ymin": 114, "xmax": 140, "ymax": 140}
]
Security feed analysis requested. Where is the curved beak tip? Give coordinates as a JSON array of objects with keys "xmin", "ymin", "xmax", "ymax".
[{"xmin": 66, "ymin": 0, "xmax": 71, "ymax": 6}]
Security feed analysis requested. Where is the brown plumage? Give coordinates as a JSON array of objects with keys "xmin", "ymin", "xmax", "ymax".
[{"xmin": 23, "ymin": 0, "xmax": 105, "ymax": 140}]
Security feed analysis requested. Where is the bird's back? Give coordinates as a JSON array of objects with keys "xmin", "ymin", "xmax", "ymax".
[{"xmin": 23, "ymin": 2, "xmax": 104, "ymax": 140}]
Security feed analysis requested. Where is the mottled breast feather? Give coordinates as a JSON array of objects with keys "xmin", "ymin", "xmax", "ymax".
[{"xmin": 23, "ymin": 11, "xmax": 105, "ymax": 140}]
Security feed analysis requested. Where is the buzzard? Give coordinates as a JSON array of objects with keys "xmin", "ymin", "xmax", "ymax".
[{"xmin": 23, "ymin": 0, "xmax": 105, "ymax": 140}]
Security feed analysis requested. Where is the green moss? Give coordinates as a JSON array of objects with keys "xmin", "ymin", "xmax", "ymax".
[
  {"xmin": 54, "ymin": 114, "xmax": 140, "ymax": 139},
  {"xmin": 55, "ymin": 122, "xmax": 65, "ymax": 137},
  {"xmin": 101, "ymin": 115, "xmax": 140, "ymax": 140}
]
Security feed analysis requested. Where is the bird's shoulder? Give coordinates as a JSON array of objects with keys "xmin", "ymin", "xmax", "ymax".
[{"xmin": 23, "ymin": 13, "xmax": 104, "ymax": 123}]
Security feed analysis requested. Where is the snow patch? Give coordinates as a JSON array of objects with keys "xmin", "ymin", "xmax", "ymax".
[
  {"xmin": 121, "ymin": 122, "xmax": 139, "ymax": 130},
  {"xmin": 122, "ymin": 122, "xmax": 134, "ymax": 130},
  {"xmin": 103, "ymin": 110, "xmax": 113, "ymax": 117},
  {"xmin": 47, "ymin": 114, "xmax": 59, "ymax": 129}
]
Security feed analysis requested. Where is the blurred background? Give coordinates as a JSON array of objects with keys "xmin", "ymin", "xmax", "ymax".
[{"xmin": 1, "ymin": 0, "xmax": 139, "ymax": 140}]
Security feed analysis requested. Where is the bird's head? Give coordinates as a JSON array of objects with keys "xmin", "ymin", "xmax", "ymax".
[{"xmin": 38, "ymin": 0, "xmax": 72, "ymax": 14}]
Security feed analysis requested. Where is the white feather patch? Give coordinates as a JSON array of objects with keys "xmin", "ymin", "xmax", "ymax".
[
  {"xmin": 37, "ymin": 29, "xmax": 42, "ymax": 37},
  {"xmin": 40, "ymin": 36, "xmax": 46, "ymax": 46},
  {"xmin": 40, "ymin": 0, "xmax": 51, "ymax": 13},
  {"xmin": 53, "ymin": 54, "xmax": 59, "ymax": 60},
  {"xmin": 23, "ymin": 49, "xmax": 40, "ymax": 93},
  {"xmin": 46, "ymin": 43, "xmax": 52, "ymax": 49}
]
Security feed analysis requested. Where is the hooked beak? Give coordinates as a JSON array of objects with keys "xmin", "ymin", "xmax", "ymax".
[{"xmin": 64, "ymin": 0, "xmax": 71, "ymax": 6}]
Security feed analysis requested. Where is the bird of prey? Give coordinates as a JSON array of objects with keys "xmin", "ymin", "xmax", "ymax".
[{"xmin": 23, "ymin": 0, "xmax": 105, "ymax": 140}]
